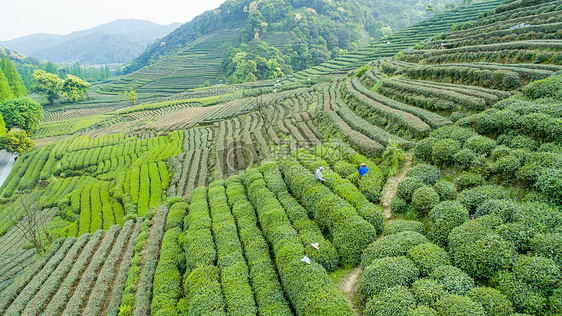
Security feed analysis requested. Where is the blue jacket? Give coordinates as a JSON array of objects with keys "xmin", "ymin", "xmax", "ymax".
[{"xmin": 359, "ymin": 166, "xmax": 369, "ymax": 177}]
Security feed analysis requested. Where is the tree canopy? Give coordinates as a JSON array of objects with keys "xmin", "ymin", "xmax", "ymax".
[
  {"xmin": 1, "ymin": 53, "xmax": 28, "ymax": 98},
  {"xmin": 0, "ymin": 67, "xmax": 14, "ymax": 103},
  {"xmin": 0, "ymin": 129, "xmax": 34, "ymax": 155},
  {"xmin": 61, "ymin": 75, "xmax": 91, "ymax": 102},
  {"xmin": 31, "ymin": 70, "xmax": 62, "ymax": 106},
  {"xmin": 0, "ymin": 97, "xmax": 43, "ymax": 132}
]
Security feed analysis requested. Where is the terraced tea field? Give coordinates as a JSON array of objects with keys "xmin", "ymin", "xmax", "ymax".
[{"xmin": 3, "ymin": 0, "xmax": 562, "ymax": 314}]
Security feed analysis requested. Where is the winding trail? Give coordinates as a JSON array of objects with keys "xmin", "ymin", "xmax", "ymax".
[
  {"xmin": 379, "ymin": 156, "xmax": 413, "ymax": 221},
  {"xmin": 338, "ymin": 156, "xmax": 413, "ymax": 315}
]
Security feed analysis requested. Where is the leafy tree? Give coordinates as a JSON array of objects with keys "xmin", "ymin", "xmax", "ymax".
[
  {"xmin": 0, "ymin": 113, "xmax": 6, "ymax": 136},
  {"xmin": 0, "ymin": 129, "xmax": 34, "ymax": 155},
  {"xmin": 0, "ymin": 67, "xmax": 14, "ymax": 103},
  {"xmin": 1, "ymin": 53, "xmax": 28, "ymax": 98},
  {"xmin": 0, "ymin": 97, "xmax": 43, "ymax": 132},
  {"xmin": 124, "ymin": 88, "xmax": 137, "ymax": 105},
  {"xmin": 31, "ymin": 70, "xmax": 63, "ymax": 106},
  {"xmin": 61, "ymin": 75, "xmax": 91, "ymax": 102},
  {"xmin": 10, "ymin": 192, "xmax": 53, "ymax": 254}
]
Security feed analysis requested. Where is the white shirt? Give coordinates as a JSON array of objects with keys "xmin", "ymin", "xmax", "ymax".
[{"xmin": 316, "ymin": 169, "xmax": 324, "ymax": 181}]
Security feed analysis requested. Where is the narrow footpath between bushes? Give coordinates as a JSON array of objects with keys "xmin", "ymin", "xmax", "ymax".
[{"xmin": 337, "ymin": 155, "xmax": 413, "ymax": 315}]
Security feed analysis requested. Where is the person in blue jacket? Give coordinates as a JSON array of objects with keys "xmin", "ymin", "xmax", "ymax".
[{"xmin": 358, "ymin": 163, "xmax": 368, "ymax": 183}]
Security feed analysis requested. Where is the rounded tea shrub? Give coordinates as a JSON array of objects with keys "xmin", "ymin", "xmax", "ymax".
[
  {"xmin": 454, "ymin": 148, "xmax": 478, "ymax": 170},
  {"xmin": 454, "ymin": 173, "xmax": 485, "ymax": 192},
  {"xmin": 406, "ymin": 164, "xmax": 442, "ymax": 185},
  {"xmin": 433, "ymin": 294, "xmax": 486, "ymax": 316},
  {"xmin": 475, "ymin": 199, "xmax": 519, "ymax": 222},
  {"xmin": 458, "ymin": 185, "xmax": 508, "ymax": 213},
  {"xmin": 408, "ymin": 305, "xmax": 438, "ymax": 316},
  {"xmin": 430, "ymin": 125, "xmax": 477, "ymax": 145},
  {"xmin": 361, "ymin": 231, "xmax": 429, "ymax": 266},
  {"xmin": 495, "ymin": 222, "xmax": 532, "ymax": 252},
  {"xmin": 531, "ymin": 233, "xmax": 562, "ymax": 266},
  {"xmin": 390, "ymin": 196, "xmax": 410, "ymax": 215},
  {"xmin": 513, "ymin": 255, "xmax": 560, "ymax": 292},
  {"xmin": 465, "ymin": 135, "xmax": 497, "ymax": 155},
  {"xmin": 415, "ymin": 137, "xmax": 439, "ymax": 162},
  {"xmin": 433, "ymin": 180, "xmax": 457, "ymax": 201},
  {"xmin": 364, "ymin": 286, "xmax": 416, "ymax": 316},
  {"xmin": 490, "ymin": 271, "xmax": 547, "ymax": 314},
  {"xmin": 397, "ymin": 177, "xmax": 425, "ymax": 203},
  {"xmin": 385, "ymin": 220, "xmax": 425, "ymax": 236},
  {"xmin": 358, "ymin": 256, "xmax": 419, "ymax": 300},
  {"xmin": 468, "ymin": 287, "xmax": 514, "ymax": 316},
  {"xmin": 430, "ymin": 265, "xmax": 474, "ymax": 295},
  {"xmin": 448, "ymin": 220, "xmax": 517, "ymax": 279},
  {"xmin": 411, "ymin": 278, "xmax": 447, "ymax": 306},
  {"xmin": 429, "ymin": 201, "xmax": 469, "ymax": 247},
  {"xmin": 408, "ymin": 243, "xmax": 450, "ymax": 276},
  {"xmin": 432, "ymin": 139, "xmax": 462, "ymax": 166},
  {"xmin": 411, "ymin": 186, "xmax": 440, "ymax": 216}
]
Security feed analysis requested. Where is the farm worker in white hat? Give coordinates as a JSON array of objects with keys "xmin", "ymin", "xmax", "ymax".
[{"xmin": 316, "ymin": 167, "xmax": 326, "ymax": 182}]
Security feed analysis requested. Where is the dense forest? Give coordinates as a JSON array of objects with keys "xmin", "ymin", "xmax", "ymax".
[{"xmin": 123, "ymin": 0, "xmax": 461, "ymax": 79}]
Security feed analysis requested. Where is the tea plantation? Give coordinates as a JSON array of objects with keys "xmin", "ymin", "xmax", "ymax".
[{"xmin": 2, "ymin": 0, "xmax": 562, "ymax": 315}]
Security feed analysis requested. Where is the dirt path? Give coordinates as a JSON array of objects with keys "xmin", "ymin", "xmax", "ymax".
[
  {"xmin": 379, "ymin": 156, "xmax": 413, "ymax": 220},
  {"xmin": 338, "ymin": 156, "xmax": 414, "ymax": 315},
  {"xmin": 338, "ymin": 265, "xmax": 362, "ymax": 315}
]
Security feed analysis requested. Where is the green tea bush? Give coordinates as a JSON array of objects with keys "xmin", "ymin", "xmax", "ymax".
[
  {"xmin": 467, "ymin": 287, "xmax": 514, "ymax": 316},
  {"xmin": 364, "ymin": 286, "xmax": 416, "ymax": 316},
  {"xmin": 151, "ymin": 227, "xmax": 184, "ymax": 315},
  {"xmin": 408, "ymin": 305, "xmax": 438, "ymax": 316},
  {"xmin": 333, "ymin": 161, "xmax": 358, "ymax": 178},
  {"xmin": 458, "ymin": 185, "xmax": 508, "ymax": 213},
  {"xmin": 429, "ymin": 201, "xmax": 469, "ymax": 247},
  {"xmin": 391, "ymin": 196, "xmax": 411, "ymax": 215},
  {"xmin": 432, "ymin": 139, "xmax": 462, "ymax": 166},
  {"xmin": 185, "ymin": 265, "xmax": 227, "ymax": 315},
  {"xmin": 411, "ymin": 278, "xmax": 447, "ymax": 306},
  {"xmin": 406, "ymin": 164, "xmax": 441, "ymax": 185},
  {"xmin": 362, "ymin": 231, "xmax": 428, "ymax": 266},
  {"xmin": 522, "ymin": 74, "xmax": 562, "ymax": 100},
  {"xmin": 259, "ymin": 163, "xmax": 287, "ymax": 194},
  {"xmin": 475, "ymin": 199, "xmax": 519, "ymax": 222},
  {"xmin": 513, "ymin": 202, "xmax": 562, "ymax": 233},
  {"xmin": 411, "ymin": 186, "xmax": 440, "ymax": 216},
  {"xmin": 430, "ymin": 125, "xmax": 477, "ymax": 146},
  {"xmin": 454, "ymin": 173, "xmax": 486, "ymax": 191},
  {"xmin": 430, "ymin": 265, "xmax": 474, "ymax": 295},
  {"xmin": 415, "ymin": 138, "xmax": 439, "ymax": 162},
  {"xmin": 465, "ymin": 135, "xmax": 497, "ymax": 155},
  {"xmin": 358, "ymin": 256, "xmax": 419, "ymax": 299},
  {"xmin": 531, "ymin": 233, "xmax": 562, "ymax": 266},
  {"xmin": 408, "ymin": 243, "xmax": 450, "ymax": 276},
  {"xmin": 166, "ymin": 202, "xmax": 187, "ymax": 230},
  {"xmin": 490, "ymin": 271, "xmax": 547, "ymax": 314},
  {"xmin": 535, "ymin": 168, "xmax": 562, "ymax": 204},
  {"xmin": 449, "ymin": 218, "xmax": 517, "ymax": 279},
  {"xmin": 385, "ymin": 220, "xmax": 425, "ymax": 236},
  {"xmin": 397, "ymin": 177, "xmax": 425, "ymax": 203},
  {"xmin": 495, "ymin": 222, "xmax": 532, "ymax": 252},
  {"xmin": 491, "ymin": 145, "xmax": 513, "ymax": 160},
  {"xmin": 433, "ymin": 180, "xmax": 457, "ymax": 201},
  {"xmin": 513, "ymin": 255, "xmax": 560, "ymax": 293},
  {"xmin": 433, "ymin": 294, "xmax": 486, "ymax": 316},
  {"xmin": 454, "ymin": 148, "xmax": 478, "ymax": 170},
  {"xmin": 491, "ymin": 155, "xmax": 521, "ymax": 179}
]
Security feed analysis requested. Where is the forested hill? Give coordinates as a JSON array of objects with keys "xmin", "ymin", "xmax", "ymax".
[{"xmin": 123, "ymin": 0, "xmax": 459, "ymax": 77}]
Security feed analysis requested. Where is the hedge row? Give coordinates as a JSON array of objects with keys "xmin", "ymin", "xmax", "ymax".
[
  {"xmin": 279, "ymin": 157, "xmax": 378, "ymax": 265},
  {"xmin": 245, "ymin": 169, "xmax": 354, "ymax": 315},
  {"xmin": 381, "ymin": 79, "xmax": 486, "ymax": 111},
  {"xmin": 316, "ymin": 110, "xmax": 385, "ymax": 157},
  {"xmin": 208, "ymin": 182, "xmax": 257, "ymax": 316},
  {"xmin": 60, "ymin": 226, "xmax": 121, "ymax": 316},
  {"xmin": 83, "ymin": 221, "xmax": 135, "ymax": 315},
  {"xmin": 341, "ymin": 79, "xmax": 431, "ymax": 137},
  {"xmin": 291, "ymin": 148, "xmax": 384, "ymax": 233},
  {"xmin": 350, "ymin": 77, "xmax": 451, "ymax": 130},
  {"xmin": 117, "ymin": 219, "xmax": 150, "ymax": 316},
  {"xmin": 224, "ymin": 176, "xmax": 293, "ymax": 316},
  {"xmin": 260, "ymin": 163, "xmax": 340, "ymax": 271},
  {"xmin": 181, "ymin": 187, "xmax": 225, "ymax": 314}
]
